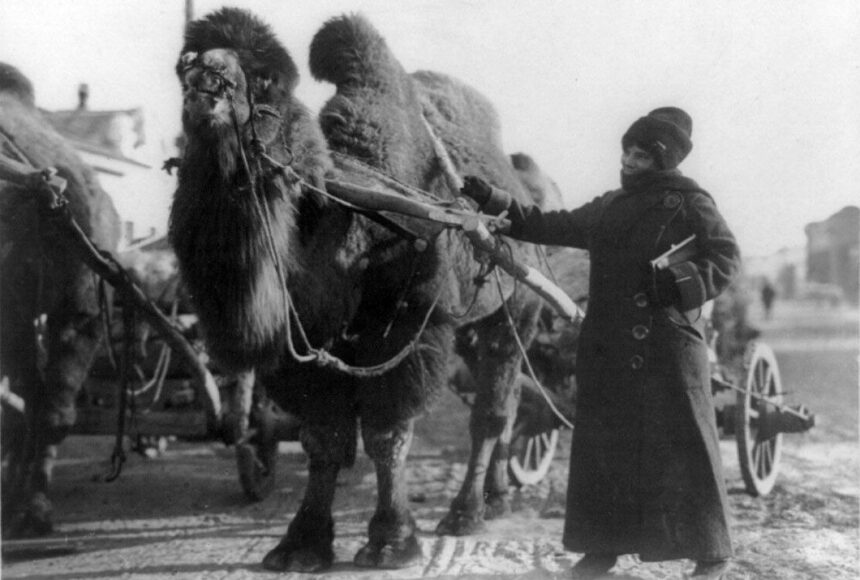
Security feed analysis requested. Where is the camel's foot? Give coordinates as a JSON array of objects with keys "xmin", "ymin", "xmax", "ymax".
[
  {"xmin": 261, "ymin": 537, "xmax": 334, "ymax": 573},
  {"xmin": 483, "ymin": 492, "xmax": 511, "ymax": 520},
  {"xmin": 261, "ymin": 516, "xmax": 335, "ymax": 573},
  {"xmin": 435, "ymin": 505, "xmax": 486, "ymax": 536},
  {"xmin": 354, "ymin": 534, "xmax": 421, "ymax": 569},
  {"xmin": 2, "ymin": 492, "xmax": 53, "ymax": 539}
]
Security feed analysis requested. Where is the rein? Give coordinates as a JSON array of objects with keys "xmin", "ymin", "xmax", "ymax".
[
  {"xmin": 226, "ymin": 86, "xmax": 440, "ymax": 377},
  {"xmin": 195, "ymin": 61, "xmax": 577, "ymax": 431}
]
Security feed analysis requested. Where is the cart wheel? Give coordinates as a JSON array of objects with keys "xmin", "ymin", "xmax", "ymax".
[
  {"xmin": 735, "ymin": 342, "xmax": 783, "ymax": 496},
  {"xmin": 236, "ymin": 396, "xmax": 279, "ymax": 502},
  {"xmin": 508, "ymin": 376, "xmax": 561, "ymax": 487}
]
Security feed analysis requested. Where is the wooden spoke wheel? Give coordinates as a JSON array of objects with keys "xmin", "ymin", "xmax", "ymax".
[
  {"xmin": 735, "ymin": 342, "xmax": 784, "ymax": 496},
  {"xmin": 508, "ymin": 376, "xmax": 561, "ymax": 487}
]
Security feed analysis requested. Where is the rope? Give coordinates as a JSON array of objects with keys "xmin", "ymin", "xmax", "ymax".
[
  {"xmin": 105, "ymin": 303, "xmax": 134, "ymax": 482},
  {"xmin": 493, "ymin": 269, "xmax": 574, "ymax": 430},
  {"xmin": 331, "ymin": 151, "xmax": 450, "ymax": 205},
  {"xmin": 228, "ymin": 95, "xmax": 441, "ymax": 377},
  {"xmin": 127, "ymin": 299, "xmax": 177, "ymax": 402}
]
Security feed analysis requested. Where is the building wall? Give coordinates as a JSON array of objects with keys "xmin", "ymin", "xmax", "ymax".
[
  {"xmin": 78, "ymin": 151, "xmax": 175, "ymax": 249},
  {"xmin": 805, "ymin": 206, "xmax": 860, "ymax": 304}
]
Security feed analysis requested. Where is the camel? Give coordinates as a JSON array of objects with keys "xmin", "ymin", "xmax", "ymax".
[
  {"xmin": 511, "ymin": 152, "xmax": 565, "ymax": 211},
  {"xmin": 169, "ymin": 8, "xmax": 547, "ymax": 571},
  {"xmin": 0, "ymin": 63, "xmax": 121, "ymax": 537}
]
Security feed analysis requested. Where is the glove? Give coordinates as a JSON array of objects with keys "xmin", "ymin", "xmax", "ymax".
[{"xmin": 460, "ymin": 175, "xmax": 493, "ymax": 206}]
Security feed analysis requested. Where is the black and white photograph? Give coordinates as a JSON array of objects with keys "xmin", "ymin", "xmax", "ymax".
[{"xmin": 1, "ymin": 1, "xmax": 857, "ymax": 578}]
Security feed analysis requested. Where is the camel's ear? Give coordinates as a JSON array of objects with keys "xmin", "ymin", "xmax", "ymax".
[
  {"xmin": 0, "ymin": 62, "xmax": 36, "ymax": 107},
  {"xmin": 179, "ymin": 52, "xmax": 198, "ymax": 68},
  {"xmin": 176, "ymin": 52, "xmax": 199, "ymax": 81}
]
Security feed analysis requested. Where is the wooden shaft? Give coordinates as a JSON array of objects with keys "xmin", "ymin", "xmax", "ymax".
[
  {"xmin": 325, "ymin": 178, "xmax": 469, "ymax": 226},
  {"xmin": 461, "ymin": 217, "xmax": 584, "ymax": 324},
  {"xmin": 325, "ymin": 178, "xmax": 582, "ymax": 323},
  {"xmin": 60, "ymin": 214, "xmax": 222, "ymax": 429}
]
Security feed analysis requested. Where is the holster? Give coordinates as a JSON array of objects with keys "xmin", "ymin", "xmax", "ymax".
[{"xmin": 665, "ymin": 261, "xmax": 706, "ymax": 311}]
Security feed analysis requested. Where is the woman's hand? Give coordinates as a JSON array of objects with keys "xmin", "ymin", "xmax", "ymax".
[{"xmin": 460, "ymin": 175, "xmax": 493, "ymax": 206}]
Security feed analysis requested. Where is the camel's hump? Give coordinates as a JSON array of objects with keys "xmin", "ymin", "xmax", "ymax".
[{"xmin": 310, "ymin": 13, "xmax": 404, "ymax": 88}]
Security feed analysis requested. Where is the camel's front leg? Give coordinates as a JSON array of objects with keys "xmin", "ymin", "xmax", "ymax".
[
  {"xmin": 3, "ymin": 306, "xmax": 101, "ymax": 539},
  {"xmin": 483, "ymin": 398, "xmax": 517, "ymax": 520},
  {"xmin": 435, "ymin": 360, "xmax": 520, "ymax": 536},
  {"xmin": 437, "ymin": 297, "xmax": 541, "ymax": 536},
  {"xmin": 262, "ymin": 421, "xmax": 347, "ymax": 573},
  {"xmin": 354, "ymin": 418, "xmax": 422, "ymax": 568}
]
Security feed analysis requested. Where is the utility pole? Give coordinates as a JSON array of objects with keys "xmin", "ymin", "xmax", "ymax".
[{"xmin": 185, "ymin": 0, "xmax": 194, "ymax": 25}]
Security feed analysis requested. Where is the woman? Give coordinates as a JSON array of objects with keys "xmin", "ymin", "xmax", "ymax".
[{"xmin": 461, "ymin": 107, "xmax": 739, "ymax": 580}]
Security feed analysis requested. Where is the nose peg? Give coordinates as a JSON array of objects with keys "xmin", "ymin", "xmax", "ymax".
[{"xmin": 179, "ymin": 51, "xmax": 199, "ymax": 71}]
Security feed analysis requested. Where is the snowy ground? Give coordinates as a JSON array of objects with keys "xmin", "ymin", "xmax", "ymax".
[{"xmin": 2, "ymin": 300, "xmax": 858, "ymax": 579}]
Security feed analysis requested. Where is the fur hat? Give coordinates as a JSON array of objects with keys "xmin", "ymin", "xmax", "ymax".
[
  {"xmin": 622, "ymin": 106, "xmax": 692, "ymax": 169},
  {"xmin": 179, "ymin": 7, "xmax": 299, "ymax": 92}
]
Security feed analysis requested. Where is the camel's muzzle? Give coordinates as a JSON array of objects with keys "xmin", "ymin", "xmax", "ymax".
[
  {"xmin": 178, "ymin": 49, "xmax": 241, "ymax": 125},
  {"xmin": 179, "ymin": 51, "xmax": 239, "ymax": 116}
]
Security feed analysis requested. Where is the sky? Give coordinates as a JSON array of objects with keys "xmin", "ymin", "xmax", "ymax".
[{"xmin": 2, "ymin": 0, "xmax": 858, "ymax": 257}]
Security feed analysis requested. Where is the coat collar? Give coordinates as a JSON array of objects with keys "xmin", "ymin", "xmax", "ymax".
[{"xmin": 619, "ymin": 169, "xmax": 705, "ymax": 197}]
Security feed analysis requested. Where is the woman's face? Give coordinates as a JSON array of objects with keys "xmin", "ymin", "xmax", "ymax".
[{"xmin": 621, "ymin": 145, "xmax": 656, "ymax": 175}]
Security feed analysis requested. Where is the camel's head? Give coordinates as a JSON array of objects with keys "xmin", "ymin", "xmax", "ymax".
[
  {"xmin": 176, "ymin": 8, "xmax": 298, "ymax": 140},
  {"xmin": 179, "ymin": 49, "xmax": 248, "ymax": 132}
]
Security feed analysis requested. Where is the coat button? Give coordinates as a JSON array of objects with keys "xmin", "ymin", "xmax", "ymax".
[
  {"xmin": 634, "ymin": 292, "xmax": 649, "ymax": 308},
  {"xmin": 632, "ymin": 325, "xmax": 650, "ymax": 340},
  {"xmin": 630, "ymin": 355, "xmax": 644, "ymax": 369}
]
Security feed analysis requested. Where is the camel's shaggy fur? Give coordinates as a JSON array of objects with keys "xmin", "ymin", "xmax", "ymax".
[
  {"xmin": 0, "ymin": 63, "xmax": 120, "ymax": 537},
  {"xmin": 170, "ymin": 8, "xmax": 543, "ymax": 571}
]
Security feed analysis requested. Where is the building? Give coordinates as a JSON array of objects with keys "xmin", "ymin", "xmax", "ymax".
[
  {"xmin": 42, "ymin": 84, "xmax": 176, "ymax": 249},
  {"xmin": 805, "ymin": 205, "xmax": 860, "ymax": 304}
]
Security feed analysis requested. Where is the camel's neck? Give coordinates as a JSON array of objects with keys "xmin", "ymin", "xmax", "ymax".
[
  {"xmin": 169, "ymin": 134, "xmax": 296, "ymax": 368},
  {"xmin": 169, "ymin": 124, "xmax": 362, "ymax": 371}
]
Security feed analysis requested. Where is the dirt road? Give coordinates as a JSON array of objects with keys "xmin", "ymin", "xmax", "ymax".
[{"xmin": 2, "ymin": 300, "xmax": 858, "ymax": 579}]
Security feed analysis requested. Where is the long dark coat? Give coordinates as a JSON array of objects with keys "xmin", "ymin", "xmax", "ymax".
[{"xmin": 503, "ymin": 170, "xmax": 739, "ymax": 561}]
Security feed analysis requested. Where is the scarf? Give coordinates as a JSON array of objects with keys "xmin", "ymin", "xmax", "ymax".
[
  {"xmin": 619, "ymin": 168, "xmax": 704, "ymax": 195},
  {"xmin": 597, "ymin": 170, "xmax": 709, "ymax": 247}
]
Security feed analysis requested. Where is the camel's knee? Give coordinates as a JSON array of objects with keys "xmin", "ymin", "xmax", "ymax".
[
  {"xmin": 300, "ymin": 421, "xmax": 357, "ymax": 467},
  {"xmin": 361, "ymin": 420, "xmax": 412, "ymax": 466},
  {"xmin": 42, "ymin": 315, "xmax": 102, "ymax": 423}
]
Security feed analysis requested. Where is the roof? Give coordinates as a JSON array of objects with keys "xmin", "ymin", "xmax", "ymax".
[{"xmin": 42, "ymin": 107, "xmax": 149, "ymax": 167}]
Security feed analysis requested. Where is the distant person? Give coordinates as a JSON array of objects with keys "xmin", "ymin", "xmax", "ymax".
[
  {"xmin": 460, "ymin": 107, "xmax": 740, "ymax": 580},
  {"xmin": 761, "ymin": 280, "xmax": 777, "ymax": 319}
]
